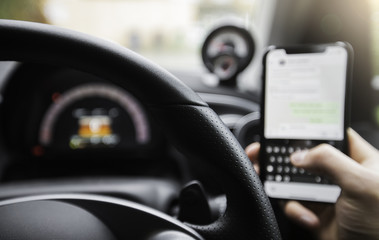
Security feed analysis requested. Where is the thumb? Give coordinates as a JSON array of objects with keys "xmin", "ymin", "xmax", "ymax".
[{"xmin": 290, "ymin": 144, "xmax": 363, "ymax": 190}]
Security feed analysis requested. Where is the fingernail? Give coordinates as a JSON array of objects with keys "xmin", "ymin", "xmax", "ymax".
[
  {"xmin": 253, "ymin": 164, "xmax": 260, "ymax": 174},
  {"xmin": 300, "ymin": 215, "xmax": 316, "ymax": 226},
  {"xmin": 245, "ymin": 142, "xmax": 259, "ymax": 152},
  {"xmin": 291, "ymin": 150, "xmax": 308, "ymax": 165}
]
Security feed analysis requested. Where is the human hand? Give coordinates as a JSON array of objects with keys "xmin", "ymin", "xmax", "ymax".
[{"xmin": 245, "ymin": 129, "xmax": 379, "ymax": 240}]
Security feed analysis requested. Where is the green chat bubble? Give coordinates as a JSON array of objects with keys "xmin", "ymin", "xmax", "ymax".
[{"xmin": 290, "ymin": 102, "xmax": 340, "ymax": 124}]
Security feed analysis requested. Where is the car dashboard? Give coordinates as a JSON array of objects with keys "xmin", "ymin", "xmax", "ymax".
[{"xmin": 0, "ymin": 61, "xmax": 261, "ymax": 184}]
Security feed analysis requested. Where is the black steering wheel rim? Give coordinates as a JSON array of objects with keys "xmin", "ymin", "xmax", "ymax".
[{"xmin": 0, "ymin": 20, "xmax": 281, "ymax": 240}]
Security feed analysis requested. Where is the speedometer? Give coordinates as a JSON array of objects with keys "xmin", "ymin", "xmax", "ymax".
[
  {"xmin": 39, "ymin": 83, "xmax": 150, "ymax": 150},
  {"xmin": 202, "ymin": 25, "xmax": 255, "ymax": 85}
]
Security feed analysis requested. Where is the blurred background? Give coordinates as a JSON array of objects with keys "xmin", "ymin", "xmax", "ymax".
[
  {"xmin": 0, "ymin": 0, "xmax": 263, "ymax": 71},
  {"xmin": 1, "ymin": 0, "xmax": 379, "ymax": 132}
]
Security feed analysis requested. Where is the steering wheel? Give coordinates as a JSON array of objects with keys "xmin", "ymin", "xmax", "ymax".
[{"xmin": 0, "ymin": 20, "xmax": 281, "ymax": 240}]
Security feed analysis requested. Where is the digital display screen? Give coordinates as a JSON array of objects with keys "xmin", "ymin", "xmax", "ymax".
[
  {"xmin": 264, "ymin": 46, "xmax": 347, "ymax": 140},
  {"xmin": 69, "ymin": 108, "xmax": 120, "ymax": 149}
]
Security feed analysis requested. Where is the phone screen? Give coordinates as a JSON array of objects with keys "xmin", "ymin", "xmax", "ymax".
[
  {"xmin": 265, "ymin": 46, "xmax": 347, "ymax": 141},
  {"xmin": 261, "ymin": 44, "xmax": 351, "ymax": 203}
]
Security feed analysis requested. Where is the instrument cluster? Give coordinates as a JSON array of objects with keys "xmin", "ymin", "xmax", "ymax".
[{"xmin": 0, "ymin": 64, "xmax": 161, "ymax": 162}]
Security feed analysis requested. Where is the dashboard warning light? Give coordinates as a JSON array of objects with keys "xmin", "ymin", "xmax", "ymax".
[
  {"xmin": 51, "ymin": 92, "xmax": 61, "ymax": 102},
  {"xmin": 32, "ymin": 145, "xmax": 45, "ymax": 157}
]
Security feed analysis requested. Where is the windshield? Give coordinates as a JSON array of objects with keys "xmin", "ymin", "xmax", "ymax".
[
  {"xmin": 1, "ymin": 0, "xmax": 265, "ymax": 72},
  {"xmin": 1, "ymin": 0, "xmax": 379, "ymax": 93}
]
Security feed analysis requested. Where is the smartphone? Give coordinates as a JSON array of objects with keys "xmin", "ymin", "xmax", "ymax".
[{"xmin": 260, "ymin": 42, "xmax": 353, "ymax": 203}]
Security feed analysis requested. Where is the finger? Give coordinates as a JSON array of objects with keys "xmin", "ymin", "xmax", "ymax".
[
  {"xmin": 245, "ymin": 142, "xmax": 260, "ymax": 161},
  {"xmin": 290, "ymin": 144, "xmax": 363, "ymax": 189},
  {"xmin": 245, "ymin": 142, "xmax": 260, "ymax": 174},
  {"xmin": 283, "ymin": 201, "xmax": 320, "ymax": 229},
  {"xmin": 348, "ymin": 128, "xmax": 379, "ymax": 164}
]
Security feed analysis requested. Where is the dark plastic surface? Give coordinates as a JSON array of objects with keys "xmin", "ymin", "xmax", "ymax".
[
  {"xmin": 0, "ymin": 194, "xmax": 203, "ymax": 239},
  {"xmin": 0, "ymin": 178, "xmax": 179, "ymax": 211},
  {"xmin": 0, "ymin": 200, "xmax": 116, "ymax": 240},
  {"xmin": 0, "ymin": 20, "xmax": 281, "ymax": 240}
]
